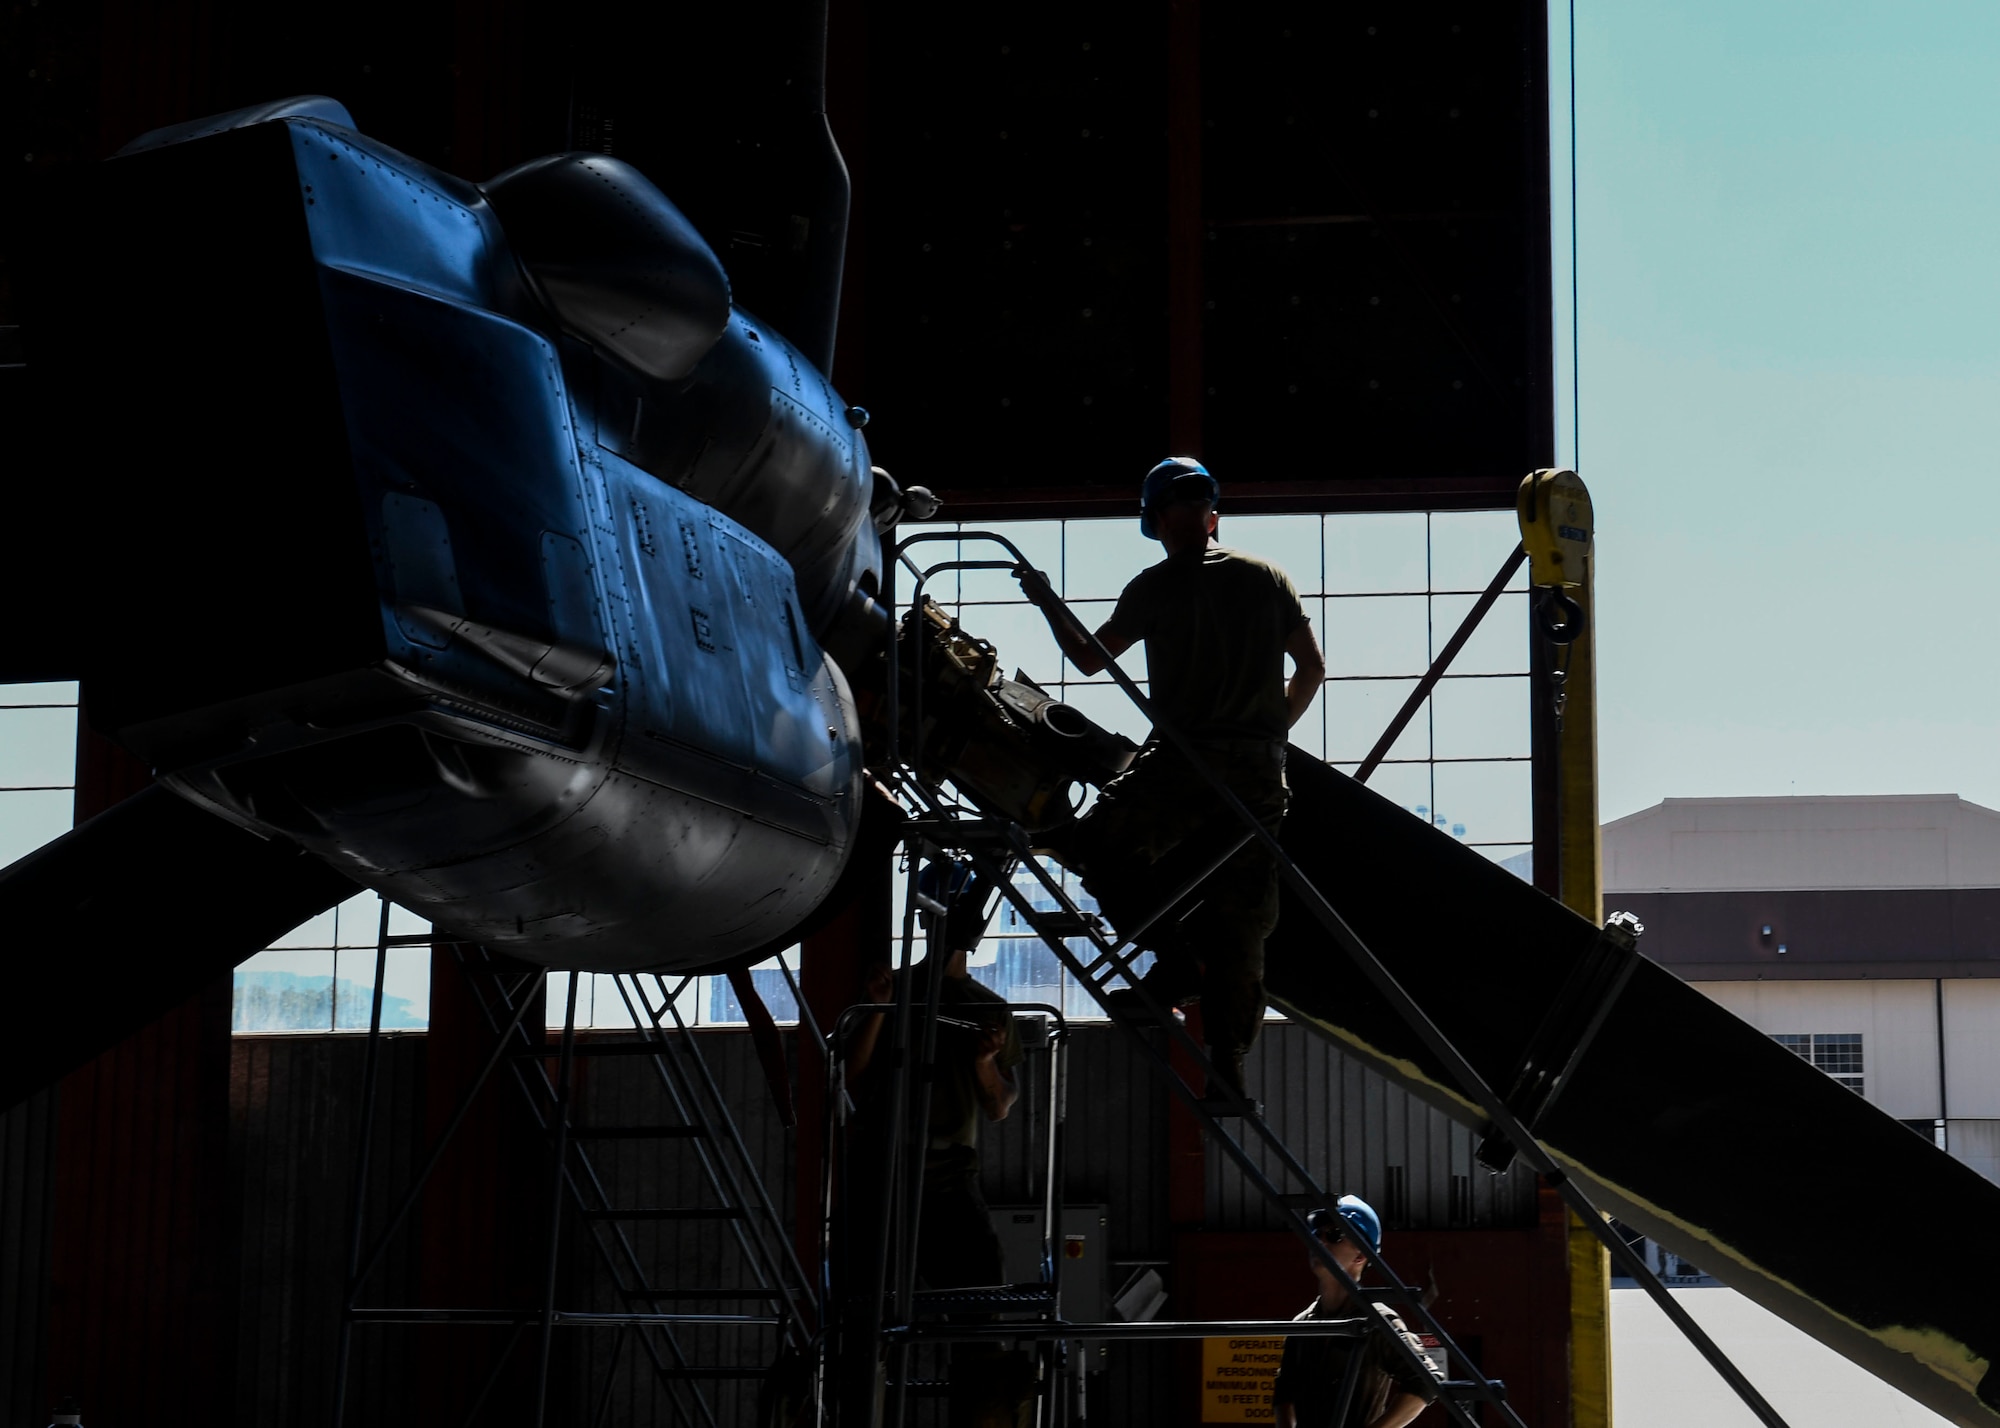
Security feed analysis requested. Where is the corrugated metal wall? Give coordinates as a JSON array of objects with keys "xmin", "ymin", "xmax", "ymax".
[
  {"xmin": 973, "ymin": 1022, "xmax": 1176, "ymax": 1428},
  {"xmin": 1213, "ymin": 1024, "xmax": 1540, "ymax": 1232},
  {"xmin": 979, "ymin": 1020, "xmax": 1538, "ymax": 1241},
  {"xmin": 0, "ymin": 1014, "xmax": 1536, "ymax": 1426},
  {"xmin": 555, "ymin": 1031, "xmax": 800, "ymax": 1428},
  {"xmin": 0, "ymin": 1088, "xmax": 57, "ymax": 1427},
  {"xmin": 227, "ymin": 1028, "xmax": 797, "ymax": 1428},
  {"xmin": 231, "ymin": 1033, "xmax": 430, "ymax": 1427},
  {"xmin": 967, "ymin": 1020, "xmax": 1537, "ymax": 1428},
  {"xmin": 44, "ymin": 972, "xmax": 239, "ymax": 1427},
  {"xmin": 979, "ymin": 1024, "xmax": 1171, "ymax": 1250}
]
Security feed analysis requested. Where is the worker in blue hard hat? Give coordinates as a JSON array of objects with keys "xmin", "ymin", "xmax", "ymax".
[
  {"xmin": 848, "ymin": 860, "xmax": 1021, "ymax": 1258},
  {"xmin": 846, "ymin": 860, "xmax": 1031, "ymax": 1428},
  {"xmin": 1015, "ymin": 457, "xmax": 1325, "ymax": 1104},
  {"xmin": 1273, "ymin": 1196, "xmax": 1442, "ymax": 1428}
]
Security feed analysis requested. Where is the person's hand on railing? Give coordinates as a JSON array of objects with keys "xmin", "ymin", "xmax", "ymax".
[
  {"xmin": 973, "ymin": 1022, "xmax": 1009, "ymax": 1065},
  {"xmin": 1012, "ymin": 563, "xmax": 1059, "ymax": 610},
  {"xmin": 1015, "ymin": 563, "xmax": 1127, "ymax": 677},
  {"xmin": 842, "ymin": 964, "xmax": 899, "ymax": 1089}
]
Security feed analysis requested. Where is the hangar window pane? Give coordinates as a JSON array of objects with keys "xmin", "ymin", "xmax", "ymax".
[
  {"xmin": 1772, "ymin": 1031, "xmax": 1864, "ymax": 1096},
  {"xmin": 1813, "ymin": 1033, "xmax": 1865, "ymax": 1092},
  {"xmin": 0, "ymin": 682, "xmax": 78, "ymax": 868},
  {"xmin": 547, "ymin": 959, "xmax": 796, "ymax": 1032},
  {"xmin": 212, "ymin": 510, "xmax": 1532, "ymax": 1036},
  {"xmin": 234, "ymin": 892, "xmax": 432, "ymax": 1033},
  {"xmin": 903, "ymin": 511, "xmax": 1535, "ymax": 1018},
  {"xmin": 708, "ymin": 962, "xmax": 801, "ymax": 1023}
]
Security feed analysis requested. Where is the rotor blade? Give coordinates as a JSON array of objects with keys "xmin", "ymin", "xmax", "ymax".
[{"xmin": 1, "ymin": 785, "xmax": 357, "ymax": 1110}]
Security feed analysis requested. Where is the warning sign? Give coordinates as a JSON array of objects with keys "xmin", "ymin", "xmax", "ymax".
[{"xmin": 1201, "ymin": 1336, "xmax": 1284, "ymax": 1423}]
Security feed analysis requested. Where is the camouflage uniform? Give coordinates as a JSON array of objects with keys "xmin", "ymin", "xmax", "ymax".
[
  {"xmin": 1049, "ymin": 542, "xmax": 1310, "ymax": 1077},
  {"xmin": 1064, "ymin": 736, "xmax": 1288, "ymax": 1054}
]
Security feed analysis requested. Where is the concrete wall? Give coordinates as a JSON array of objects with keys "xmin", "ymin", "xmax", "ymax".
[
  {"xmin": 1693, "ymin": 978, "xmax": 2000, "ymax": 1124},
  {"xmin": 1692, "ymin": 979, "xmax": 1942, "ymax": 1118},
  {"xmin": 1940, "ymin": 979, "xmax": 2000, "ymax": 1118}
]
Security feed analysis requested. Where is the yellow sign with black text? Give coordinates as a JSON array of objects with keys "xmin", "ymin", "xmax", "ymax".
[{"xmin": 1201, "ymin": 1336, "xmax": 1283, "ymax": 1423}]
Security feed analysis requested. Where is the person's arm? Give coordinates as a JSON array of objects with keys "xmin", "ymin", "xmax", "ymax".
[
  {"xmin": 972, "ymin": 1022, "xmax": 1019, "ymax": 1120},
  {"xmin": 1284, "ymin": 619, "xmax": 1325, "ymax": 728},
  {"xmin": 1365, "ymin": 1390, "xmax": 1428, "ymax": 1428},
  {"xmin": 1369, "ymin": 1313, "xmax": 1444, "ymax": 1428},
  {"xmin": 842, "ymin": 964, "xmax": 896, "ymax": 1087},
  {"xmin": 1271, "ymin": 1327, "xmax": 1301, "ymax": 1428},
  {"xmin": 1015, "ymin": 566, "xmax": 1134, "ymax": 678}
]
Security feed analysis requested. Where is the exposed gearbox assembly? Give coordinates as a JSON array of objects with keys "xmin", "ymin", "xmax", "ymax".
[{"xmin": 873, "ymin": 599, "xmax": 1137, "ymax": 833}]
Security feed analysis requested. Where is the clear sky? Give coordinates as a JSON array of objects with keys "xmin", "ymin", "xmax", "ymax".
[{"xmin": 1555, "ymin": 1, "xmax": 2000, "ymax": 822}]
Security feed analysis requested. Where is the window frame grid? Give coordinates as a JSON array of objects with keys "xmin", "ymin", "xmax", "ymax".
[
  {"xmin": 0, "ymin": 683, "xmax": 80, "ymax": 794},
  {"xmin": 232, "ymin": 892, "xmax": 433, "ymax": 1034},
  {"xmin": 907, "ymin": 513, "xmax": 1534, "ymax": 1020},
  {"xmin": 212, "ymin": 510, "xmax": 1533, "ymax": 1034},
  {"xmin": 1772, "ymin": 1031, "xmax": 1866, "ymax": 1096}
]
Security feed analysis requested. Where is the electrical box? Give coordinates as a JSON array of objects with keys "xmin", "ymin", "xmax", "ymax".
[{"xmin": 991, "ymin": 1203, "xmax": 1110, "ymax": 1374}]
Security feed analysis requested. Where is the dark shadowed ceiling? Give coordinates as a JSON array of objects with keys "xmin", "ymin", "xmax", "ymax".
[{"xmin": 2, "ymin": 0, "xmax": 1552, "ymax": 517}]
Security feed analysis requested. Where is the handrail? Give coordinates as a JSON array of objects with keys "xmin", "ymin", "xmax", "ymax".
[
  {"xmin": 883, "ymin": 526, "xmax": 1793, "ymax": 1428},
  {"xmin": 827, "ymin": 953, "xmax": 1072, "ymax": 1428},
  {"xmin": 1355, "ymin": 542, "xmax": 1526, "ymax": 784},
  {"xmin": 881, "ymin": 535, "xmax": 1501, "ymax": 1428}
]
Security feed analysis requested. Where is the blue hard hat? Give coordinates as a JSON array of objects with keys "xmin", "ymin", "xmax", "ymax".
[
  {"xmin": 917, "ymin": 858, "xmax": 979, "ymax": 905},
  {"xmin": 1139, "ymin": 457, "xmax": 1219, "ymax": 541},
  {"xmin": 916, "ymin": 859, "xmax": 998, "ymax": 951},
  {"xmin": 1307, "ymin": 1194, "xmax": 1383, "ymax": 1252}
]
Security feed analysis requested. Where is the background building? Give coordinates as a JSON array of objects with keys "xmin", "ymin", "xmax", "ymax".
[{"xmin": 1606, "ymin": 794, "xmax": 2000, "ymax": 1184}]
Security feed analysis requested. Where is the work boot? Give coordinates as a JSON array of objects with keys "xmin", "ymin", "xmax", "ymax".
[
  {"xmin": 1034, "ymin": 817, "xmax": 1091, "ymax": 874},
  {"xmin": 1199, "ymin": 1047, "xmax": 1259, "ymax": 1118}
]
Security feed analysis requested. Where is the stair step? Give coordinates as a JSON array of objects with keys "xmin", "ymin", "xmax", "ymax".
[
  {"xmin": 570, "ymin": 1124, "xmax": 707, "ymax": 1140},
  {"xmin": 513, "ymin": 1039, "xmax": 676, "ymax": 1060},
  {"xmin": 1023, "ymin": 911, "xmax": 1102, "ymax": 938},
  {"xmin": 908, "ymin": 1284, "xmax": 1059, "ymax": 1314},
  {"xmin": 651, "ymin": 1368, "xmax": 778, "ymax": 1381}
]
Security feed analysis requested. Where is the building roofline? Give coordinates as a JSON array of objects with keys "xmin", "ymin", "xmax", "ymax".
[{"xmin": 1606, "ymin": 793, "xmax": 1981, "ymax": 828}]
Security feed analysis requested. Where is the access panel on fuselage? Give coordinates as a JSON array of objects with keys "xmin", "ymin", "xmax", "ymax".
[{"xmin": 594, "ymin": 451, "xmax": 856, "ymax": 846}]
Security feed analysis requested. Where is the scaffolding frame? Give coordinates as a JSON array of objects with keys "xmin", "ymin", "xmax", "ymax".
[
  {"xmin": 824, "ymin": 980, "xmax": 1071, "ymax": 1428},
  {"xmin": 330, "ymin": 932, "xmax": 820, "ymax": 1428},
  {"xmin": 865, "ymin": 529, "xmax": 1795, "ymax": 1428},
  {"xmin": 321, "ymin": 521, "xmax": 1796, "ymax": 1428}
]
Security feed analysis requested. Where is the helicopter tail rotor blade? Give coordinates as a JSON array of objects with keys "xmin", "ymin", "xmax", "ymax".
[{"xmin": 1, "ymin": 785, "xmax": 357, "ymax": 1111}]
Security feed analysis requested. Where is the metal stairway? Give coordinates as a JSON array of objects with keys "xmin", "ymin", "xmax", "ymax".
[
  {"xmin": 867, "ymin": 811, "xmax": 1514, "ymax": 1428},
  {"xmin": 838, "ymin": 531, "xmax": 1515, "ymax": 1428},
  {"xmin": 850, "ymin": 528, "xmax": 1796, "ymax": 1428},
  {"xmin": 333, "ymin": 926, "xmax": 821, "ymax": 1428},
  {"xmin": 824, "ymin": 989, "xmax": 1073, "ymax": 1426}
]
